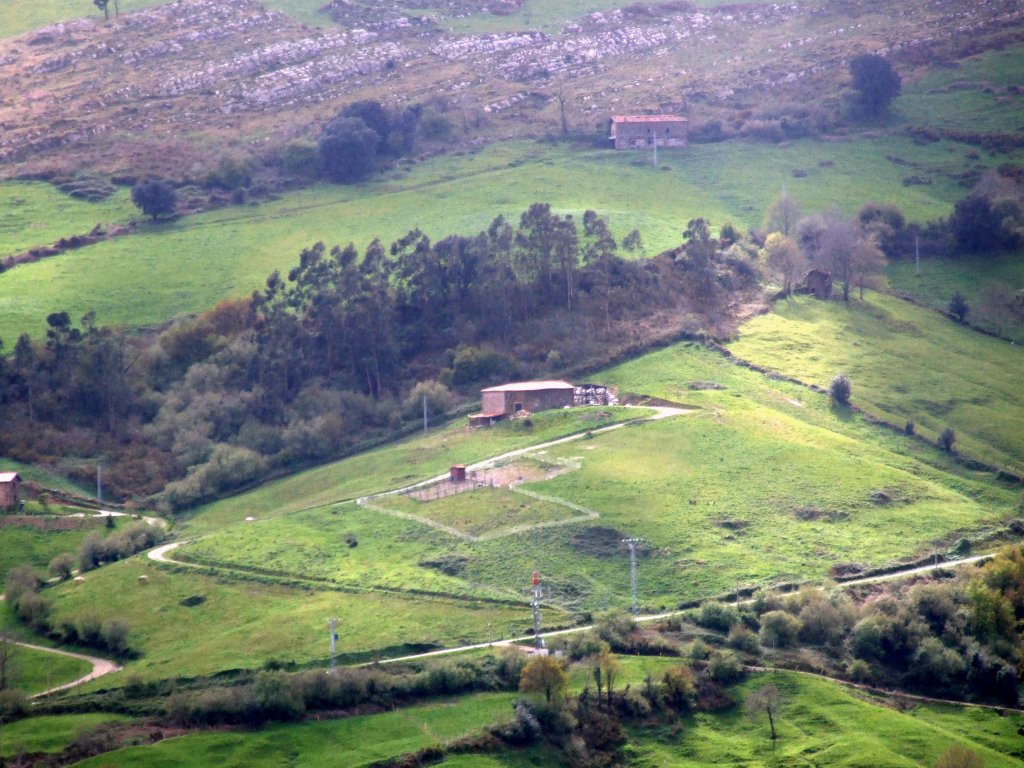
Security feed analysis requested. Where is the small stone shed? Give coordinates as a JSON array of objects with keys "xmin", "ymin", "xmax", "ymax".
[
  {"xmin": 0, "ymin": 472, "xmax": 22, "ymax": 510},
  {"xmin": 470, "ymin": 380, "xmax": 576, "ymax": 426},
  {"xmin": 609, "ymin": 115, "xmax": 688, "ymax": 149}
]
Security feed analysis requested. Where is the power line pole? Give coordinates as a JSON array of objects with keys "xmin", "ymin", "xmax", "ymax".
[
  {"xmin": 423, "ymin": 394, "xmax": 428, "ymax": 434},
  {"xmin": 652, "ymin": 131, "xmax": 658, "ymax": 168},
  {"xmin": 97, "ymin": 464, "xmax": 102, "ymax": 505},
  {"xmin": 531, "ymin": 571, "xmax": 543, "ymax": 650},
  {"xmin": 622, "ymin": 538, "xmax": 643, "ymax": 615},
  {"xmin": 328, "ymin": 618, "xmax": 338, "ymax": 672}
]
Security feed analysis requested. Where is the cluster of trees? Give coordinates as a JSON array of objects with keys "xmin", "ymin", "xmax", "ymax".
[
  {"xmin": 47, "ymin": 521, "xmax": 164, "ymax": 577},
  {"xmin": 760, "ymin": 192, "xmax": 886, "ymax": 301},
  {"xmin": 0, "ymin": 205, "xmax": 760, "ymax": 508},
  {"xmin": 949, "ymin": 166, "xmax": 1024, "ymax": 254},
  {"xmin": 317, "ymin": 99, "xmax": 451, "ymax": 183},
  {"xmin": 691, "ymin": 545, "xmax": 1023, "ymax": 705}
]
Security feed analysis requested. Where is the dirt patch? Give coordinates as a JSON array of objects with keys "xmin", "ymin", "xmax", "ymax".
[
  {"xmin": 419, "ymin": 554, "xmax": 470, "ymax": 576},
  {"xmin": 570, "ymin": 525, "xmax": 652, "ymax": 558},
  {"xmin": 714, "ymin": 518, "xmax": 749, "ymax": 531},
  {"xmin": 408, "ymin": 460, "xmax": 569, "ymax": 502}
]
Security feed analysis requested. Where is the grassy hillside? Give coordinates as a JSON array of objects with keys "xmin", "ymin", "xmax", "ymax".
[
  {"xmin": 0, "ymin": 135, "xmax": 987, "ymax": 342},
  {"xmin": 5, "ymin": 643, "xmax": 91, "ymax": 696},
  {"xmin": 0, "ymin": 714, "xmax": 130, "ymax": 758},
  {"xmin": 71, "ymin": 692, "xmax": 518, "ymax": 768},
  {"xmin": 728, "ymin": 292, "xmax": 1024, "ymax": 475},
  {"xmin": 57, "ymin": 671, "xmax": 1024, "ymax": 767},
  {"xmin": 887, "ymin": 251, "xmax": 1024, "ymax": 340}
]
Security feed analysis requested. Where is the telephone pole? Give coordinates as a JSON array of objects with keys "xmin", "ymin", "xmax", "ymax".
[
  {"xmin": 531, "ymin": 571, "xmax": 543, "ymax": 650},
  {"xmin": 622, "ymin": 538, "xmax": 643, "ymax": 615}
]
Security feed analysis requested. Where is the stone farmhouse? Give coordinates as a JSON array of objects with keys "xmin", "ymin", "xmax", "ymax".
[{"xmin": 609, "ymin": 115, "xmax": 688, "ymax": 150}]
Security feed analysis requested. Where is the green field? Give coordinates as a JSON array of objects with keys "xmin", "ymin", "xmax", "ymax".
[
  {"xmin": 39, "ymin": 557, "xmax": 554, "ymax": 681},
  {"xmin": 179, "ymin": 407, "xmax": 645, "ymax": 536},
  {"xmin": 622, "ymin": 672, "xmax": 1024, "ymax": 768},
  {"xmin": 376, "ymin": 486, "xmax": 584, "ymax": 539},
  {"xmin": 0, "ymin": 518, "xmax": 102, "ymax": 575},
  {"xmin": 888, "ymin": 251, "xmax": 1024, "ymax": 340},
  {"xmin": 5, "ymin": 643, "xmax": 92, "ymax": 696},
  {"xmin": 728, "ymin": 291, "xmax": 1024, "ymax": 475},
  {"xmin": 71, "ymin": 692, "xmax": 517, "ymax": 768},
  {"xmin": 0, "ymin": 135, "xmax": 985, "ymax": 343},
  {"xmin": 899, "ymin": 46, "xmax": 1024, "ymax": 135},
  {"xmin": 57, "ymin": 670, "xmax": 1024, "ymax": 768},
  {"xmin": 0, "ymin": 714, "xmax": 130, "ymax": 758}
]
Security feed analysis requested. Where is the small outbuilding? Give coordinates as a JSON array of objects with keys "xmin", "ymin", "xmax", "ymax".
[
  {"xmin": 804, "ymin": 269, "xmax": 833, "ymax": 300},
  {"xmin": 0, "ymin": 472, "xmax": 21, "ymax": 511},
  {"xmin": 470, "ymin": 380, "xmax": 576, "ymax": 426},
  {"xmin": 609, "ymin": 115, "xmax": 688, "ymax": 150}
]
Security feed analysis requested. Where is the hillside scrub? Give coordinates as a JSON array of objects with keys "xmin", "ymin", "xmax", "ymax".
[{"xmin": 0, "ymin": 206, "xmax": 761, "ymax": 508}]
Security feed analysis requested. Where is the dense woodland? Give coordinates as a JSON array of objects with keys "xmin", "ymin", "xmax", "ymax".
[{"xmin": 1, "ymin": 159, "xmax": 1024, "ymax": 510}]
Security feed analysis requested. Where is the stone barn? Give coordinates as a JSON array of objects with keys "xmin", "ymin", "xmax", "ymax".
[
  {"xmin": 609, "ymin": 115, "xmax": 688, "ymax": 150},
  {"xmin": 470, "ymin": 381, "xmax": 575, "ymax": 426},
  {"xmin": 804, "ymin": 269, "xmax": 833, "ymax": 300},
  {"xmin": 0, "ymin": 472, "xmax": 22, "ymax": 510}
]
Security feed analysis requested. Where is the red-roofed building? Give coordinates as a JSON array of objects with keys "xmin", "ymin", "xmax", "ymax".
[
  {"xmin": 470, "ymin": 380, "xmax": 575, "ymax": 426},
  {"xmin": 609, "ymin": 115, "xmax": 688, "ymax": 150}
]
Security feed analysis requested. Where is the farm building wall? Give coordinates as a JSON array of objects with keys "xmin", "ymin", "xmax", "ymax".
[
  {"xmin": 610, "ymin": 117, "xmax": 688, "ymax": 150},
  {"xmin": 0, "ymin": 476, "xmax": 21, "ymax": 509}
]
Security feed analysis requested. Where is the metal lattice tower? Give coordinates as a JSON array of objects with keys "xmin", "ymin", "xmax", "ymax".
[
  {"xmin": 531, "ymin": 571, "xmax": 543, "ymax": 649},
  {"xmin": 622, "ymin": 538, "xmax": 643, "ymax": 615}
]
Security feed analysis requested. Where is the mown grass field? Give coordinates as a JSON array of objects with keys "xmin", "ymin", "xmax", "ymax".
[
  {"xmin": 728, "ymin": 291, "xmax": 1024, "ymax": 475},
  {"xmin": 0, "ymin": 714, "xmax": 130, "ymax": 758},
  {"xmin": 0, "ymin": 134, "xmax": 990, "ymax": 343},
  {"xmin": 5, "ymin": 643, "xmax": 92, "ymax": 696}
]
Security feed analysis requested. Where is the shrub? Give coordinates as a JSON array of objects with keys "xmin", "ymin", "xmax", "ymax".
[
  {"xmin": 318, "ymin": 116, "xmax": 380, "ymax": 183},
  {"xmin": 0, "ymin": 689, "xmax": 29, "ymax": 724},
  {"xmin": 728, "ymin": 624, "xmax": 761, "ymax": 655},
  {"xmin": 131, "ymin": 179, "xmax": 177, "ymax": 220},
  {"xmin": 697, "ymin": 601, "xmax": 739, "ymax": 632},
  {"xmin": 829, "ymin": 374, "xmax": 852, "ymax": 406},
  {"xmin": 101, "ymin": 619, "xmax": 132, "ymax": 656},
  {"xmin": 938, "ymin": 427, "xmax": 957, "ymax": 454},
  {"xmin": 689, "ymin": 638, "xmax": 710, "ymax": 662},
  {"xmin": 707, "ymin": 650, "xmax": 743, "ymax": 683},
  {"xmin": 847, "ymin": 659, "xmax": 873, "ymax": 683},
  {"xmin": 661, "ymin": 665, "xmax": 696, "ymax": 710},
  {"xmin": 759, "ymin": 610, "xmax": 801, "ymax": 649},
  {"xmin": 934, "ymin": 745, "xmax": 985, "ymax": 768},
  {"xmin": 948, "ymin": 292, "xmax": 970, "ymax": 322},
  {"xmin": 403, "ymin": 380, "xmax": 451, "ymax": 421}
]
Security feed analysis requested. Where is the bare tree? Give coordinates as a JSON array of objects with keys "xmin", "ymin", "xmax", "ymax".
[
  {"xmin": 765, "ymin": 191, "xmax": 802, "ymax": 237},
  {"xmin": 763, "ymin": 233, "xmax": 807, "ymax": 297},
  {"xmin": 978, "ymin": 281, "xmax": 1015, "ymax": 335},
  {"xmin": 817, "ymin": 212, "xmax": 884, "ymax": 301},
  {"xmin": 745, "ymin": 684, "xmax": 782, "ymax": 740}
]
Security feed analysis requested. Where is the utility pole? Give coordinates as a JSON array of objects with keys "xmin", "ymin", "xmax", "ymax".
[
  {"xmin": 423, "ymin": 394, "xmax": 428, "ymax": 434},
  {"xmin": 531, "ymin": 571, "xmax": 543, "ymax": 650},
  {"xmin": 97, "ymin": 464, "xmax": 102, "ymax": 505},
  {"xmin": 652, "ymin": 131, "xmax": 658, "ymax": 168},
  {"xmin": 622, "ymin": 538, "xmax": 643, "ymax": 615},
  {"xmin": 328, "ymin": 618, "xmax": 338, "ymax": 672}
]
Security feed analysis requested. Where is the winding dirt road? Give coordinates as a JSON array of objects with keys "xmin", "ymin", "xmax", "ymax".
[{"xmin": 5, "ymin": 638, "xmax": 121, "ymax": 699}]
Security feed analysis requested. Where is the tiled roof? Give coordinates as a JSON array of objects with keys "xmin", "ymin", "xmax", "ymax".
[{"xmin": 611, "ymin": 115, "xmax": 688, "ymax": 123}]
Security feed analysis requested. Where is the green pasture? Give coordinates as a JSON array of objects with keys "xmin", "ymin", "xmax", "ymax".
[
  {"xmin": 624, "ymin": 672, "xmax": 1024, "ymax": 768},
  {"xmin": 728, "ymin": 292, "xmax": 1024, "ymax": 475},
  {"xmin": 179, "ymin": 394, "xmax": 1010, "ymax": 615},
  {"xmin": 887, "ymin": 251, "xmax": 1024, "ymax": 340},
  {"xmin": 378, "ymin": 487, "xmax": 581, "ymax": 538},
  {"xmin": 4, "ymin": 643, "xmax": 92, "ymax": 696},
  {"xmin": 180, "ymin": 406, "xmax": 645, "ymax": 535},
  {"xmin": 899, "ymin": 45, "xmax": 1024, "ymax": 135},
  {"xmin": 71, "ymin": 692, "xmax": 516, "ymax": 768},
  {"xmin": 0, "ymin": 182, "xmax": 135, "ymax": 260},
  {"xmin": 0, "ymin": 713, "xmax": 130, "ymax": 758},
  {"xmin": 41, "ymin": 556, "xmax": 551, "ymax": 680},
  {"xmin": 0, "ymin": 517, "xmax": 107, "ymax": 575},
  {"xmin": 0, "ymin": 457, "xmax": 94, "ymax": 496},
  {"xmin": 0, "ymin": 135, "xmax": 975, "ymax": 343}
]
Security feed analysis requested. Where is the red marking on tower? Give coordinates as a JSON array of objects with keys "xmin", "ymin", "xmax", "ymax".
[{"xmin": 532, "ymin": 571, "xmax": 540, "ymax": 586}]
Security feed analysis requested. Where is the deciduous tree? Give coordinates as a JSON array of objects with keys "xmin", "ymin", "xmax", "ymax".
[
  {"xmin": 519, "ymin": 655, "xmax": 568, "ymax": 703},
  {"xmin": 849, "ymin": 54, "xmax": 901, "ymax": 117},
  {"xmin": 745, "ymin": 684, "xmax": 782, "ymax": 740}
]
